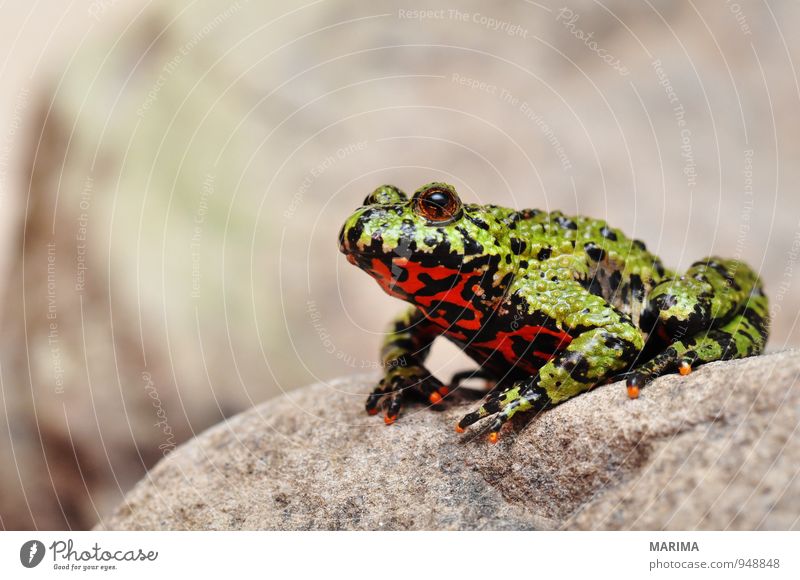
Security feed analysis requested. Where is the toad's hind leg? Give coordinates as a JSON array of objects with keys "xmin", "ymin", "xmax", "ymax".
[{"xmin": 627, "ymin": 258, "xmax": 769, "ymax": 397}]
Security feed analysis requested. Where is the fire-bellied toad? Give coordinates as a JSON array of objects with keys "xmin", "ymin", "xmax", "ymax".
[{"xmin": 337, "ymin": 183, "xmax": 769, "ymax": 442}]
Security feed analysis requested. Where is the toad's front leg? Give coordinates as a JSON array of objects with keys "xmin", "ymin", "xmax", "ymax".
[
  {"xmin": 457, "ymin": 321, "xmax": 643, "ymax": 442},
  {"xmin": 366, "ymin": 306, "xmax": 448, "ymax": 424}
]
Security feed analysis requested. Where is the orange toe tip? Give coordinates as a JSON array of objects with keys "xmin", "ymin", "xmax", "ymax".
[
  {"xmin": 428, "ymin": 392, "xmax": 442, "ymax": 404},
  {"xmin": 627, "ymin": 385, "xmax": 640, "ymax": 399},
  {"xmin": 488, "ymin": 432, "xmax": 499, "ymax": 444},
  {"xmin": 679, "ymin": 363, "xmax": 692, "ymax": 376},
  {"xmin": 367, "ymin": 408, "xmax": 378, "ymax": 415},
  {"xmin": 384, "ymin": 414, "xmax": 397, "ymax": 425},
  {"xmin": 455, "ymin": 425, "xmax": 465, "ymax": 434},
  {"xmin": 438, "ymin": 386, "xmax": 450, "ymax": 396}
]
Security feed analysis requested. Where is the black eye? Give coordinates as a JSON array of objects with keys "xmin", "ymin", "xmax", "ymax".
[{"xmin": 413, "ymin": 184, "xmax": 462, "ymax": 223}]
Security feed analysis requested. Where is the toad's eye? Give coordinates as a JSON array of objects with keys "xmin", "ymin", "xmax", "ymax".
[{"xmin": 413, "ymin": 184, "xmax": 462, "ymax": 224}]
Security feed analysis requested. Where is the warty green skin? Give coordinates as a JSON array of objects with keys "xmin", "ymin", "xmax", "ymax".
[{"xmin": 338, "ymin": 183, "xmax": 770, "ymax": 440}]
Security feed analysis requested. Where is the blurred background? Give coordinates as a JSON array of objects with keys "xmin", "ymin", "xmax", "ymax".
[{"xmin": 0, "ymin": 0, "xmax": 798, "ymax": 530}]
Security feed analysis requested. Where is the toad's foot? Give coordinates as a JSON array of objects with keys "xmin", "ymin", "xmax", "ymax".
[
  {"xmin": 366, "ymin": 359, "xmax": 448, "ymax": 424},
  {"xmin": 456, "ymin": 382, "xmax": 551, "ymax": 443}
]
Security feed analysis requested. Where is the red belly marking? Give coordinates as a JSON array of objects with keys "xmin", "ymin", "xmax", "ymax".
[{"xmin": 471, "ymin": 326, "xmax": 573, "ymax": 367}]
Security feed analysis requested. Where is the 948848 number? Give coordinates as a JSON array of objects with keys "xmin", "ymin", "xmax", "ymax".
[{"xmin": 736, "ymin": 558, "xmax": 780, "ymax": 569}]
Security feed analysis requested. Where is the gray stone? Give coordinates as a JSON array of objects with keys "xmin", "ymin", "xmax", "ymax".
[{"xmin": 99, "ymin": 350, "xmax": 800, "ymax": 530}]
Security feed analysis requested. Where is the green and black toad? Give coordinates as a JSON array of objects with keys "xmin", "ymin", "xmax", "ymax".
[{"xmin": 338, "ymin": 183, "xmax": 770, "ymax": 442}]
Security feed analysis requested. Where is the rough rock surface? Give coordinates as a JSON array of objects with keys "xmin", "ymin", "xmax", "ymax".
[{"xmin": 99, "ymin": 351, "xmax": 800, "ymax": 530}]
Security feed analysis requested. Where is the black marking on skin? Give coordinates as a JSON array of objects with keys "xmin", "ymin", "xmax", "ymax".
[
  {"xmin": 581, "ymin": 276, "xmax": 604, "ymax": 298},
  {"xmin": 742, "ymin": 306, "xmax": 769, "ymax": 339},
  {"xmin": 630, "ymin": 274, "xmax": 645, "ymax": 302},
  {"xmin": 609, "ymin": 270, "xmax": 622, "ymax": 293},
  {"xmin": 618, "ymin": 282, "xmax": 630, "ymax": 305},
  {"xmin": 455, "ymin": 226, "xmax": 483, "ymax": 254},
  {"xmin": 509, "ymin": 238, "xmax": 527, "ymax": 255},
  {"xmin": 662, "ymin": 300, "xmax": 711, "ymax": 338},
  {"xmin": 557, "ymin": 351, "xmax": 591, "ymax": 382},
  {"xmin": 413, "ymin": 250, "xmax": 481, "ymax": 271},
  {"xmin": 656, "ymin": 294, "xmax": 677, "ymax": 310},
  {"xmin": 706, "ymin": 260, "xmax": 741, "ymax": 290},
  {"xmin": 519, "ymin": 260, "xmax": 529, "ymax": 269},
  {"xmin": 347, "ymin": 222, "xmax": 364, "ymax": 247},
  {"xmin": 496, "ymin": 272, "xmax": 514, "ymax": 291},
  {"xmin": 485, "ymin": 254, "xmax": 502, "ymax": 269},
  {"xmin": 655, "ymin": 261, "xmax": 666, "ymax": 277},
  {"xmin": 602, "ymin": 332, "xmax": 639, "ymax": 359},
  {"xmin": 537, "ymin": 247, "xmax": 552, "ymax": 261},
  {"xmin": 714, "ymin": 331, "xmax": 737, "ymax": 358},
  {"xmin": 428, "ymin": 300, "xmax": 477, "ymax": 327},
  {"xmin": 639, "ymin": 302, "xmax": 658, "ymax": 332},
  {"xmin": 600, "ymin": 226, "xmax": 617, "ymax": 241},
  {"xmin": 466, "ymin": 214, "xmax": 491, "ymax": 230},
  {"xmin": 556, "ymin": 216, "xmax": 578, "ymax": 230},
  {"xmin": 633, "ymin": 239, "xmax": 647, "ymax": 251},
  {"xmin": 505, "ymin": 254, "xmax": 512, "ymax": 264},
  {"xmin": 413, "ymin": 273, "xmax": 465, "ymax": 296},
  {"xmin": 584, "ymin": 242, "xmax": 606, "ymax": 262},
  {"xmin": 619, "ymin": 312, "xmax": 635, "ymax": 327}
]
